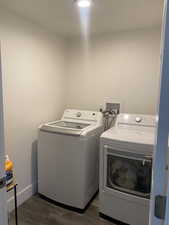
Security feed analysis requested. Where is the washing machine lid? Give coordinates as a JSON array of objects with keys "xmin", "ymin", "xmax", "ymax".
[
  {"xmin": 50, "ymin": 121, "xmax": 90, "ymax": 129},
  {"xmin": 40, "ymin": 109, "xmax": 103, "ymax": 136},
  {"xmin": 40, "ymin": 120, "xmax": 91, "ymax": 136}
]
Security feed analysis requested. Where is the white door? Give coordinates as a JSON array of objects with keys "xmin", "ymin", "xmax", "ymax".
[
  {"xmin": 0, "ymin": 48, "xmax": 8, "ymax": 225},
  {"xmin": 149, "ymin": 0, "xmax": 169, "ymax": 225}
]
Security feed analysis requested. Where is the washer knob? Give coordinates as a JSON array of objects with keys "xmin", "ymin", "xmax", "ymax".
[
  {"xmin": 76, "ymin": 112, "xmax": 82, "ymax": 117},
  {"xmin": 136, "ymin": 117, "xmax": 142, "ymax": 123}
]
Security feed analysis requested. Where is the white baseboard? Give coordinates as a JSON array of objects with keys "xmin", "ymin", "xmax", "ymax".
[{"xmin": 7, "ymin": 183, "xmax": 36, "ymax": 212}]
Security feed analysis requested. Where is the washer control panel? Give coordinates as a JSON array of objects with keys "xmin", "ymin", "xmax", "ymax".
[{"xmin": 62, "ymin": 109, "xmax": 103, "ymax": 123}]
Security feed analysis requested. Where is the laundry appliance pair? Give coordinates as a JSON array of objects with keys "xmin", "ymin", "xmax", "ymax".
[{"xmin": 38, "ymin": 109, "xmax": 154, "ymax": 225}]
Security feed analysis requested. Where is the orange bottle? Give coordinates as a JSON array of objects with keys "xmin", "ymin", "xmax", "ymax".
[
  {"xmin": 5, "ymin": 155, "xmax": 13, "ymax": 171},
  {"xmin": 5, "ymin": 155, "xmax": 14, "ymax": 185}
]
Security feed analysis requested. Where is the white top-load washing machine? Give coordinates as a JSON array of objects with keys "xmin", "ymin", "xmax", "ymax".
[
  {"xmin": 99, "ymin": 113, "xmax": 156, "ymax": 225},
  {"xmin": 38, "ymin": 109, "xmax": 103, "ymax": 211}
]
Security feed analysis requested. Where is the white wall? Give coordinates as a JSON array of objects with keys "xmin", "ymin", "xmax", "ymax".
[
  {"xmin": 0, "ymin": 8, "xmax": 66, "ymax": 209},
  {"xmin": 0, "ymin": 6, "xmax": 161, "ymax": 211},
  {"xmin": 66, "ymin": 28, "xmax": 161, "ymax": 114}
]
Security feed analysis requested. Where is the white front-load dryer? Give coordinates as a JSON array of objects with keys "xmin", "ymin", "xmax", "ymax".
[
  {"xmin": 99, "ymin": 114, "xmax": 156, "ymax": 225},
  {"xmin": 38, "ymin": 109, "xmax": 103, "ymax": 211}
]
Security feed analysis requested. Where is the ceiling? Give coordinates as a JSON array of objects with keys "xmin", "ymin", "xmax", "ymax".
[{"xmin": 0, "ymin": 0, "xmax": 164, "ymax": 37}]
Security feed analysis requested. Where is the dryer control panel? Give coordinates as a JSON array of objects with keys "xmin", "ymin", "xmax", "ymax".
[{"xmin": 116, "ymin": 114, "xmax": 157, "ymax": 128}]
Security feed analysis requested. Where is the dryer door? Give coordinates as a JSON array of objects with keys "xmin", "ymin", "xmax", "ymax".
[{"xmin": 104, "ymin": 146, "xmax": 152, "ymax": 199}]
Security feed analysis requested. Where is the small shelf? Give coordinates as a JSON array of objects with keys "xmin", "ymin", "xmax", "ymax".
[
  {"xmin": 7, "ymin": 181, "xmax": 17, "ymax": 192},
  {"xmin": 6, "ymin": 178, "xmax": 18, "ymax": 225}
]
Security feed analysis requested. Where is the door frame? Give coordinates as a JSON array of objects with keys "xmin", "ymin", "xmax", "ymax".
[
  {"xmin": 0, "ymin": 45, "xmax": 8, "ymax": 225},
  {"xmin": 149, "ymin": 0, "xmax": 169, "ymax": 224}
]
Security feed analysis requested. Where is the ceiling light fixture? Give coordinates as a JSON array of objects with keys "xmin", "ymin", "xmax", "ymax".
[{"xmin": 75, "ymin": 0, "xmax": 92, "ymax": 8}]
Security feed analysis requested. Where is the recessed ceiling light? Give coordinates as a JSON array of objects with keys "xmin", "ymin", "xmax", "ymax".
[{"xmin": 75, "ymin": 0, "xmax": 92, "ymax": 8}]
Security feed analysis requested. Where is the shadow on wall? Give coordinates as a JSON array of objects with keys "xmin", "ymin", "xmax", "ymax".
[{"xmin": 31, "ymin": 140, "xmax": 38, "ymax": 194}]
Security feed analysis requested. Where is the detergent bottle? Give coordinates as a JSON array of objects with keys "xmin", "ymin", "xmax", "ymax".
[{"xmin": 5, "ymin": 155, "xmax": 14, "ymax": 185}]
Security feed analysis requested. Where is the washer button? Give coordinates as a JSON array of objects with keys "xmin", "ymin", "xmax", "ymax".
[
  {"xmin": 136, "ymin": 117, "xmax": 142, "ymax": 123},
  {"xmin": 76, "ymin": 112, "xmax": 82, "ymax": 117}
]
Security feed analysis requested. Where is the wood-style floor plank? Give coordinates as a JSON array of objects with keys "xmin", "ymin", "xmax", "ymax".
[{"xmin": 9, "ymin": 195, "xmax": 117, "ymax": 225}]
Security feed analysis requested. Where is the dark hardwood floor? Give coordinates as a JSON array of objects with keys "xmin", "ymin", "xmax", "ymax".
[{"xmin": 9, "ymin": 195, "xmax": 117, "ymax": 225}]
